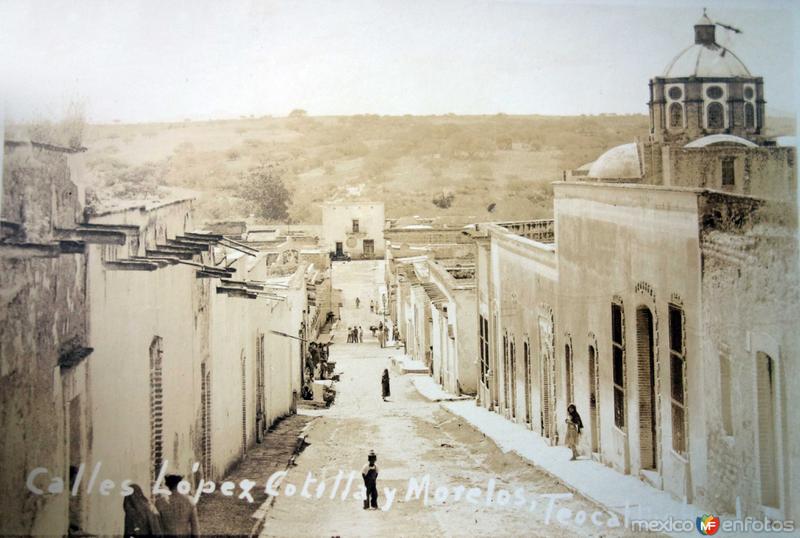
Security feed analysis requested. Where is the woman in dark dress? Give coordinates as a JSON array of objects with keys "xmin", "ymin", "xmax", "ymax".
[
  {"xmin": 123, "ymin": 483, "xmax": 163, "ymax": 536},
  {"xmin": 381, "ymin": 369, "xmax": 390, "ymax": 401},
  {"xmin": 565, "ymin": 403, "xmax": 584, "ymax": 461}
]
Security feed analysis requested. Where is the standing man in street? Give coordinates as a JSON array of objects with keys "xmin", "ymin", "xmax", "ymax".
[
  {"xmin": 155, "ymin": 474, "xmax": 200, "ymax": 536},
  {"xmin": 361, "ymin": 450, "xmax": 379, "ymax": 510}
]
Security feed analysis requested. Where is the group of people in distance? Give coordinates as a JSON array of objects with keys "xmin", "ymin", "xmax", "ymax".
[{"xmin": 347, "ymin": 325, "xmax": 364, "ymax": 343}]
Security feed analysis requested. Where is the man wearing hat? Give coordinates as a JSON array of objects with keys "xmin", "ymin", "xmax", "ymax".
[
  {"xmin": 155, "ymin": 474, "xmax": 200, "ymax": 536},
  {"xmin": 361, "ymin": 450, "xmax": 379, "ymax": 510}
]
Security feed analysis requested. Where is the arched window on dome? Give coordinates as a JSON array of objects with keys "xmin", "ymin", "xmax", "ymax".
[
  {"xmin": 745, "ymin": 103, "xmax": 755, "ymax": 129},
  {"xmin": 669, "ymin": 103, "xmax": 683, "ymax": 129},
  {"xmin": 707, "ymin": 102, "xmax": 724, "ymax": 129}
]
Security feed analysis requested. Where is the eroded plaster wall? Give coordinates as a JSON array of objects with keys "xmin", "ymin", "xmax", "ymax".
[
  {"xmin": 1, "ymin": 144, "xmax": 87, "ymax": 536},
  {"xmin": 699, "ymin": 200, "xmax": 800, "ymax": 519}
]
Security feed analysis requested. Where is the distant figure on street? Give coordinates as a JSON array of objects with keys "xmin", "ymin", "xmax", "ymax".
[
  {"xmin": 155, "ymin": 474, "xmax": 200, "ymax": 537},
  {"xmin": 123, "ymin": 483, "xmax": 163, "ymax": 537},
  {"xmin": 358, "ymin": 326, "xmax": 364, "ymax": 343},
  {"xmin": 355, "ymin": 297, "xmax": 360, "ymax": 308},
  {"xmin": 565, "ymin": 403, "xmax": 583, "ymax": 461},
  {"xmin": 370, "ymin": 299, "xmax": 374, "ymax": 312},
  {"xmin": 393, "ymin": 324, "xmax": 399, "ymax": 342},
  {"xmin": 370, "ymin": 325, "xmax": 377, "ymax": 337},
  {"xmin": 361, "ymin": 450, "xmax": 379, "ymax": 510},
  {"xmin": 347, "ymin": 327, "xmax": 353, "ymax": 343},
  {"xmin": 382, "ymin": 369, "xmax": 391, "ymax": 401}
]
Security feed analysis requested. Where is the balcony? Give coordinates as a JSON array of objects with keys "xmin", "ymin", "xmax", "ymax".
[{"xmin": 497, "ymin": 219, "xmax": 555, "ymax": 243}]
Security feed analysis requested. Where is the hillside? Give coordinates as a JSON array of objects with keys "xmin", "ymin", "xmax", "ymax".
[{"xmin": 79, "ymin": 113, "xmax": 793, "ymax": 224}]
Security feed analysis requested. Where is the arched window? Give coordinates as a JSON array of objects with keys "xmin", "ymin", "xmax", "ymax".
[
  {"xmin": 745, "ymin": 103, "xmax": 755, "ymax": 129},
  {"xmin": 707, "ymin": 102, "xmax": 724, "ymax": 129},
  {"xmin": 669, "ymin": 103, "xmax": 683, "ymax": 128}
]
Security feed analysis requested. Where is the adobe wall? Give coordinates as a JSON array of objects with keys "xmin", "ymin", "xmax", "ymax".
[
  {"xmin": 664, "ymin": 146, "xmax": 795, "ymax": 204},
  {"xmin": 0, "ymin": 143, "xmax": 87, "ymax": 536},
  {"xmin": 699, "ymin": 198, "xmax": 800, "ymax": 519}
]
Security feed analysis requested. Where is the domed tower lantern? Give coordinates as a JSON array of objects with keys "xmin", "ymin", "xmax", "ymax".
[{"xmin": 648, "ymin": 9, "xmax": 765, "ymax": 145}]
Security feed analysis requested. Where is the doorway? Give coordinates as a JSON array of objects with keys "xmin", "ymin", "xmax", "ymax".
[
  {"xmin": 756, "ymin": 351, "xmax": 779, "ymax": 508},
  {"xmin": 636, "ymin": 307, "xmax": 657, "ymax": 470},
  {"xmin": 335, "ymin": 242, "xmax": 343, "ymax": 257},
  {"xmin": 363, "ymin": 239, "xmax": 375, "ymax": 258}
]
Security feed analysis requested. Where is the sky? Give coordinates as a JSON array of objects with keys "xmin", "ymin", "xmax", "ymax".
[{"xmin": 1, "ymin": 0, "xmax": 798, "ymax": 124}]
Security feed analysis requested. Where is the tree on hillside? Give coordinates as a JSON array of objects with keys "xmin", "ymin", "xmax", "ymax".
[
  {"xmin": 432, "ymin": 191, "xmax": 455, "ymax": 209},
  {"xmin": 239, "ymin": 164, "xmax": 292, "ymax": 221},
  {"xmin": 289, "ymin": 109, "xmax": 308, "ymax": 118}
]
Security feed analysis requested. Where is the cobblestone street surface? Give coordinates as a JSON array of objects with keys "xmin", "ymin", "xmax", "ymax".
[
  {"xmin": 255, "ymin": 261, "xmax": 646, "ymax": 537},
  {"xmin": 197, "ymin": 414, "xmax": 313, "ymax": 536}
]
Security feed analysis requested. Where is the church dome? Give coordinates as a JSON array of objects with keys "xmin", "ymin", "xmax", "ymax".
[
  {"xmin": 663, "ymin": 10, "xmax": 750, "ymax": 78},
  {"xmin": 587, "ymin": 143, "xmax": 642, "ymax": 180},
  {"xmin": 663, "ymin": 44, "xmax": 750, "ymax": 78}
]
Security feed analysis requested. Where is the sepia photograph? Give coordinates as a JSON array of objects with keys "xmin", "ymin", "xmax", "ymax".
[{"xmin": 1, "ymin": 0, "xmax": 798, "ymax": 536}]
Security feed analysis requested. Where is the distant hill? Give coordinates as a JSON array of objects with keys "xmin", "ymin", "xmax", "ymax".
[{"xmin": 79, "ymin": 113, "xmax": 792, "ymax": 224}]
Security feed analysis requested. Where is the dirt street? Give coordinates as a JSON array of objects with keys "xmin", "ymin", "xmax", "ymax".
[{"xmin": 260, "ymin": 261, "xmax": 640, "ymax": 537}]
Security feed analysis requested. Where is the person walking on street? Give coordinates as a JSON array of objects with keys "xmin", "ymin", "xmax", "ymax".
[
  {"xmin": 123, "ymin": 484, "xmax": 163, "ymax": 536},
  {"xmin": 382, "ymin": 369, "xmax": 391, "ymax": 401},
  {"xmin": 361, "ymin": 450, "xmax": 379, "ymax": 510},
  {"xmin": 347, "ymin": 327, "xmax": 352, "ymax": 343},
  {"xmin": 155, "ymin": 474, "xmax": 200, "ymax": 537},
  {"xmin": 565, "ymin": 403, "xmax": 583, "ymax": 461},
  {"xmin": 370, "ymin": 299, "xmax": 374, "ymax": 312},
  {"xmin": 356, "ymin": 297, "xmax": 360, "ymax": 308},
  {"xmin": 358, "ymin": 326, "xmax": 364, "ymax": 343}
]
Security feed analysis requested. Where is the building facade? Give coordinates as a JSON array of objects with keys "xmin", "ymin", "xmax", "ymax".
[
  {"xmin": 321, "ymin": 201, "xmax": 385, "ymax": 259},
  {"xmin": 474, "ymin": 15, "xmax": 798, "ymax": 520},
  {"xmin": 0, "ymin": 140, "xmax": 306, "ymax": 535}
]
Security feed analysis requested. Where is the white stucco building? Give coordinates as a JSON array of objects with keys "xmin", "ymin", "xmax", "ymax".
[{"xmin": 321, "ymin": 201, "xmax": 384, "ymax": 259}]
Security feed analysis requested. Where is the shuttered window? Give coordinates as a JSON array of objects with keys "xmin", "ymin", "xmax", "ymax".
[
  {"xmin": 241, "ymin": 354, "xmax": 247, "ymax": 455},
  {"xmin": 201, "ymin": 363, "xmax": 212, "ymax": 479},
  {"xmin": 503, "ymin": 333, "xmax": 510, "ymax": 408},
  {"xmin": 669, "ymin": 305, "xmax": 687, "ymax": 454},
  {"xmin": 524, "ymin": 340, "xmax": 533, "ymax": 424},
  {"xmin": 611, "ymin": 303, "xmax": 626, "ymax": 429},
  {"xmin": 479, "ymin": 316, "xmax": 489, "ymax": 385},
  {"xmin": 149, "ymin": 337, "xmax": 164, "ymax": 484},
  {"xmin": 637, "ymin": 307, "xmax": 657, "ymax": 469},
  {"xmin": 509, "ymin": 337, "xmax": 517, "ymax": 418},
  {"xmin": 565, "ymin": 343, "xmax": 574, "ymax": 405}
]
